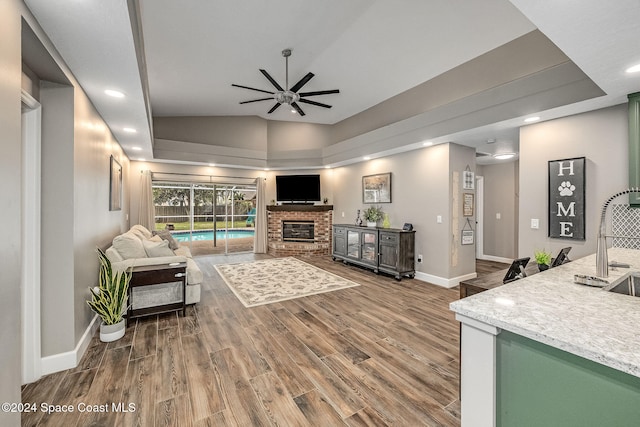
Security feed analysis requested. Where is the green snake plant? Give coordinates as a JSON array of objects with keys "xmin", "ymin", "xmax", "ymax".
[{"xmin": 87, "ymin": 248, "xmax": 131, "ymax": 325}]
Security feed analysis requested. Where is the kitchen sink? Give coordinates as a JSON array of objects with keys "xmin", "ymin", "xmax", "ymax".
[{"xmin": 603, "ymin": 273, "xmax": 640, "ymax": 297}]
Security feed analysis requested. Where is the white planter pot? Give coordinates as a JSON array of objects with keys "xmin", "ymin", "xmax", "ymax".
[
  {"xmin": 99, "ymin": 319, "xmax": 125, "ymax": 342},
  {"xmin": 366, "ymin": 221, "xmax": 377, "ymax": 227}
]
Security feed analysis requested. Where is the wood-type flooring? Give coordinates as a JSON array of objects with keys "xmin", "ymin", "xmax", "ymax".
[{"xmin": 22, "ymin": 255, "xmax": 503, "ymax": 426}]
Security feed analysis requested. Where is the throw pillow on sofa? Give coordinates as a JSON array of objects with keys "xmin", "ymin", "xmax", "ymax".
[
  {"xmin": 152, "ymin": 229, "xmax": 180, "ymax": 250},
  {"xmin": 112, "ymin": 232, "xmax": 147, "ymax": 259},
  {"xmin": 142, "ymin": 238, "xmax": 175, "ymax": 257}
]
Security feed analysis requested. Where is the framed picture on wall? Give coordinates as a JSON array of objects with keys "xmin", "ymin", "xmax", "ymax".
[
  {"xmin": 463, "ymin": 169, "xmax": 475, "ymax": 190},
  {"xmin": 463, "ymin": 193, "xmax": 474, "ymax": 217},
  {"xmin": 109, "ymin": 155, "xmax": 122, "ymax": 211},
  {"xmin": 462, "ymin": 230, "xmax": 474, "ymax": 245},
  {"xmin": 362, "ymin": 172, "xmax": 392, "ymax": 203},
  {"xmin": 548, "ymin": 157, "xmax": 585, "ymax": 240}
]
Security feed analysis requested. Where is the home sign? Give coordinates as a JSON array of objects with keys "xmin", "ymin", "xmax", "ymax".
[{"xmin": 548, "ymin": 157, "xmax": 585, "ymax": 240}]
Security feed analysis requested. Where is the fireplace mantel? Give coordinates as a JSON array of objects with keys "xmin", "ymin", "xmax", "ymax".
[{"xmin": 267, "ymin": 205, "xmax": 333, "ymax": 212}]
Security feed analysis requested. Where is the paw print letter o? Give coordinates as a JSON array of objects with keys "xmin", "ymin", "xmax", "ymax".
[{"xmin": 558, "ymin": 181, "xmax": 576, "ymax": 196}]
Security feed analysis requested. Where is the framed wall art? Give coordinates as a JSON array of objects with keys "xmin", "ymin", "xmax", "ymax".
[
  {"xmin": 463, "ymin": 168, "xmax": 475, "ymax": 190},
  {"xmin": 463, "ymin": 193, "xmax": 474, "ymax": 217},
  {"xmin": 362, "ymin": 172, "xmax": 392, "ymax": 203},
  {"xmin": 548, "ymin": 157, "xmax": 585, "ymax": 240}
]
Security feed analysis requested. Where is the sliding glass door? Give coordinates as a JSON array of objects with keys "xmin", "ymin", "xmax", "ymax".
[{"xmin": 152, "ymin": 181, "xmax": 256, "ymax": 255}]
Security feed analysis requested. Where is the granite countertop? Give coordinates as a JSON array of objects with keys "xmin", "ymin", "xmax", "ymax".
[{"xmin": 450, "ymin": 247, "xmax": 640, "ymax": 378}]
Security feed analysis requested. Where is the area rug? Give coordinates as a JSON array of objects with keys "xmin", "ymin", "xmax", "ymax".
[{"xmin": 214, "ymin": 257, "xmax": 360, "ymax": 307}]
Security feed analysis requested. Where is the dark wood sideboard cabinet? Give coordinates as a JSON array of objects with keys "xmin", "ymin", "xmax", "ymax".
[{"xmin": 332, "ymin": 224, "xmax": 415, "ymax": 280}]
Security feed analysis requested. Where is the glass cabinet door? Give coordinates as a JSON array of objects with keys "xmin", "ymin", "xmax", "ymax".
[
  {"xmin": 361, "ymin": 231, "xmax": 377, "ymax": 262},
  {"xmin": 347, "ymin": 230, "xmax": 360, "ymax": 258}
]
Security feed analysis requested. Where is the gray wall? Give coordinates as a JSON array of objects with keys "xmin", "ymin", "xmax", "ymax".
[
  {"xmin": 40, "ymin": 83, "xmax": 76, "ymax": 356},
  {"xmin": 478, "ymin": 161, "xmax": 519, "ymax": 259},
  {"xmin": 518, "ymin": 104, "xmax": 628, "ymax": 261},
  {"xmin": 0, "ymin": 0, "xmax": 23, "ymax": 424},
  {"xmin": 22, "ymin": 9, "xmax": 130, "ymax": 363},
  {"xmin": 331, "ymin": 143, "xmax": 476, "ymax": 283},
  {"xmin": 72, "ymin": 84, "xmax": 130, "ymax": 347},
  {"xmin": 154, "ymin": 116, "xmax": 268, "ymax": 150},
  {"xmin": 449, "ymin": 143, "xmax": 478, "ymax": 279}
]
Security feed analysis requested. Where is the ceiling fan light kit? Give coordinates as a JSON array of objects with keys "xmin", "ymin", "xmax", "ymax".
[{"xmin": 232, "ymin": 48, "xmax": 339, "ymax": 117}]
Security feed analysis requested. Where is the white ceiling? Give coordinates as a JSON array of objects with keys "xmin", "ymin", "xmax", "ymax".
[
  {"xmin": 22, "ymin": 0, "xmax": 640, "ymax": 167},
  {"xmin": 139, "ymin": 0, "xmax": 534, "ymax": 123}
]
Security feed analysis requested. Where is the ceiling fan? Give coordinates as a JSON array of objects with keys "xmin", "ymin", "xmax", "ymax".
[{"xmin": 232, "ymin": 49, "xmax": 339, "ymax": 117}]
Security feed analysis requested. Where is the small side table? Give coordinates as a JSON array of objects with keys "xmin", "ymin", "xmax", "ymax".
[{"xmin": 127, "ymin": 262, "xmax": 187, "ymax": 326}]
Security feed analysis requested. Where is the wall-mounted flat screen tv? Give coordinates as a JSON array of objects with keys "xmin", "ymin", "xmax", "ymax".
[{"xmin": 276, "ymin": 174, "xmax": 321, "ymax": 203}]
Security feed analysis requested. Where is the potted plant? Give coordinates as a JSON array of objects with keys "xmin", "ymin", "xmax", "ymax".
[
  {"xmin": 363, "ymin": 206, "xmax": 384, "ymax": 227},
  {"xmin": 87, "ymin": 248, "xmax": 131, "ymax": 342},
  {"xmin": 534, "ymin": 249, "xmax": 552, "ymax": 271}
]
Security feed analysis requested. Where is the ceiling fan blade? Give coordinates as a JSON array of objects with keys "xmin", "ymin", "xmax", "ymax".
[
  {"xmin": 298, "ymin": 98, "xmax": 332, "ymax": 109},
  {"xmin": 291, "ymin": 102, "xmax": 306, "ymax": 116},
  {"xmin": 267, "ymin": 103, "xmax": 282, "ymax": 114},
  {"xmin": 260, "ymin": 69, "xmax": 284, "ymax": 91},
  {"xmin": 299, "ymin": 89, "xmax": 340, "ymax": 97},
  {"xmin": 231, "ymin": 84, "xmax": 274, "ymax": 95},
  {"xmin": 239, "ymin": 97, "xmax": 274, "ymax": 104},
  {"xmin": 290, "ymin": 72, "xmax": 315, "ymax": 93}
]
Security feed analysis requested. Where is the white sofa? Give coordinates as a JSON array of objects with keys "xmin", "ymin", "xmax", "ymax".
[{"xmin": 105, "ymin": 225, "xmax": 202, "ymax": 308}]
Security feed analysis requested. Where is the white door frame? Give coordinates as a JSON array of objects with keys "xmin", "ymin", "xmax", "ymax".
[
  {"xmin": 21, "ymin": 90, "xmax": 42, "ymax": 384},
  {"xmin": 475, "ymin": 175, "xmax": 484, "ymax": 259}
]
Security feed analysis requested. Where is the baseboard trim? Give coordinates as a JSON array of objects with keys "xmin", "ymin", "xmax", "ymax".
[
  {"xmin": 415, "ymin": 271, "xmax": 478, "ymax": 289},
  {"xmin": 478, "ymin": 255, "xmax": 513, "ymax": 264},
  {"xmin": 40, "ymin": 314, "xmax": 100, "ymax": 376}
]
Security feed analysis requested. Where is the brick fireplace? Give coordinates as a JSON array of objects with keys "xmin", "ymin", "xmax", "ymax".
[{"xmin": 267, "ymin": 205, "xmax": 333, "ymax": 257}]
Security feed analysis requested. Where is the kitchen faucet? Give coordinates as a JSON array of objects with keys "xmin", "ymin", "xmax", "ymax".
[{"xmin": 596, "ymin": 187, "xmax": 640, "ymax": 277}]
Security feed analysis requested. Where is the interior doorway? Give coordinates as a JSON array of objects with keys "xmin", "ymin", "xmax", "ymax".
[
  {"xmin": 21, "ymin": 91, "xmax": 42, "ymax": 384},
  {"xmin": 152, "ymin": 181, "xmax": 256, "ymax": 256}
]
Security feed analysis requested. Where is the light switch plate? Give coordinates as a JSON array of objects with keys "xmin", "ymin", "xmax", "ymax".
[
  {"xmin": 531, "ymin": 218, "xmax": 539, "ymax": 229},
  {"xmin": 437, "ymin": 215, "xmax": 442, "ymax": 223},
  {"xmin": 496, "ymin": 213, "xmax": 501, "ymax": 220}
]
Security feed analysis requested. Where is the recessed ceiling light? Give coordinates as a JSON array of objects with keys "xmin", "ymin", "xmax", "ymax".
[
  {"xmin": 422, "ymin": 141, "xmax": 433, "ymax": 147},
  {"xmin": 138, "ymin": 158, "xmax": 146, "ymax": 161},
  {"xmin": 290, "ymin": 108, "xmax": 297, "ymax": 114},
  {"xmin": 626, "ymin": 63, "xmax": 640, "ymax": 74},
  {"xmin": 486, "ymin": 138, "xmax": 496, "ymax": 144},
  {"xmin": 123, "ymin": 127, "xmax": 137, "ymax": 133},
  {"xmin": 131, "ymin": 146, "xmax": 142, "ymax": 151},
  {"xmin": 104, "ymin": 89, "xmax": 125, "ymax": 98},
  {"xmin": 324, "ymin": 165, "xmax": 331, "ymax": 169},
  {"xmin": 208, "ymin": 163, "xmax": 215, "ymax": 167},
  {"xmin": 264, "ymin": 168, "xmax": 270, "ymax": 171},
  {"xmin": 493, "ymin": 153, "xmax": 516, "ymax": 160},
  {"xmin": 524, "ymin": 116, "xmax": 540, "ymax": 123},
  {"xmin": 363, "ymin": 156, "xmax": 371, "ymax": 161}
]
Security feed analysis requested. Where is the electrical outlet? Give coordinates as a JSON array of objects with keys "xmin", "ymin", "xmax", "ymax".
[{"xmin": 417, "ymin": 254, "xmax": 423, "ymax": 263}]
